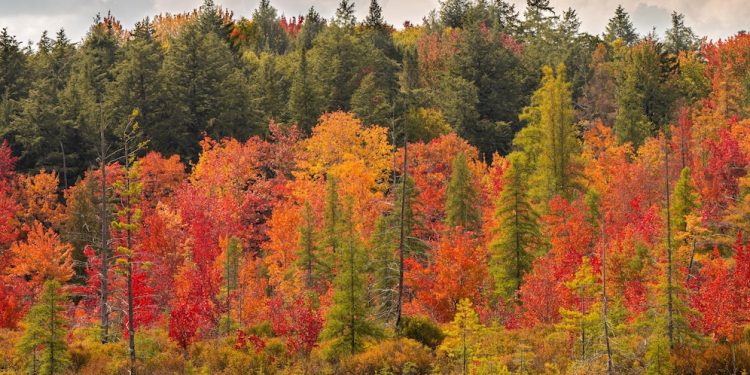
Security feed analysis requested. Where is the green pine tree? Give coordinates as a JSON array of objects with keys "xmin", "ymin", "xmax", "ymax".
[
  {"xmin": 297, "ymin": 200, "xmax": 331, "ymax": 292},
  {"xmin": 17, "ymin": 280, "xmax": 71, "ymax": 375},
  {"xmin": 350, "ymin": 72, "xmax": 394, "ymax": 127},
  {"xmin": 604, "ymin": 5, "xmax": 638, "ymax": 45},
  {"xmin": 288, "ymin": 49, "xmax": 322, "ymax": 134},
  {"xmin": 322, "ymin": 197, "xmax": 381, "ymax": 356},
  {"xmin": 489, "ymin": 154, "xmax": 539, "ymax": 301},
  {"xmin": 161, "ymin": 23, "xmax": 257, "ymax": 159},
  {"xmin": 445, "ymin": 152, "xmax": 481, "ymax": 230}
]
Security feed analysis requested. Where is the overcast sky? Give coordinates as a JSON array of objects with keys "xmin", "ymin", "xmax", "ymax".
[{"xmin": 0, "ymin": 0, "xmax": 746, "ymax": 47}]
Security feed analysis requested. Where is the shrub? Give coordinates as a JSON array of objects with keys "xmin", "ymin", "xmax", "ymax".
[
  {"xmin": 398, "ymin": 315, "xmax": 444, "ymax": 350},
  {"xmin": 340, "ymin": 338, "xmax": 432, "ymax": 374}
]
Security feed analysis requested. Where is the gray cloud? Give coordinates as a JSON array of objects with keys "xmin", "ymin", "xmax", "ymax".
[{"xmin": 0, "ymin": 0, "xmax": 744, "ymax": 46}]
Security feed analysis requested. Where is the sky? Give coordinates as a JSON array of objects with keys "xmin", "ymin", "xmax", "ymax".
[{"xmin": 0, "ymin": 0, "xmax": 746, "ymax": 47}]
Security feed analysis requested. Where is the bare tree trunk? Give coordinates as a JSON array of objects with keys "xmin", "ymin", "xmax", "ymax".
[
  {"xmin": 99, "ymin": 116, "xmax": 110, "ymax": 345},
  {"xmin": 125, "ymin": 138, "xmax": 136, "ymax": 375},
  {"xmin": 602, "ymin": 219, "xmax": 613, "ymax": 374},
  {"xmin": 395, "ymin": 139, "xmax": 407, "ymax": 329},
  {"xmin": 665, "ymin": 136, "xmax": 674, "ymax": 348}
]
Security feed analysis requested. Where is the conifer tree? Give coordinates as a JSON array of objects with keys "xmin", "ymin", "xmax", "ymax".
[
  {"xmin": 351, "ymin": 72, "xmax": 394, "ymax": 127},
  {"xmin": 672, "ymin": 167, "xmax": 698, "ymax": 234},
  {"xmin": 161, "ymin": 22, "xmax": 256, "ymax": 159},
  {"xmin": 288, "ymin": 49, "xmax": 322, "ymax": 134},
  {"xmin": 364, "ymin": 0, "xmax": 385, "ymax": 29},
  {"xmin": 604, "ymin": 5, "xmax": 638, "ymax": 45},
  {"xmin": 489, "ymin": 154, "xmax": 539, "ymax": 300},
  {"xmin": 297, "ymin": 200, "xmax": 330, "ymax": 292},
  {"xmin": 516, "ymin": 64, "xmax": 580, "ymax": 200},
  {"xmin": 557, "ymin": 257, "xmax": 602, "ymax": 361},
  {"xmin": 665, "ymin": 12, "xmax": 698, "ymax": 55},
  {"xmin": 445, "ymin": 152, "xmax": 481, "ymax": 230},
  {"xmin": 335, "ymin": 0, "xmax": 356, "ymax": 28},
  {"xmin": 371, "ymin": 176, "xmax": 422, "ymax": 323},
  {"xmin": 322, "ymin": 197, "xmax": 380, "ymax": 356},
  {"xmin": 439, "ymin": 298, "xmax": 483, "ymax": 375},
  {"xmin": 106, "ymin": 19, "xmax": 164, "ymax": 151},
  {"xmin": 17, "ymin": 280, "xmax": 71, "ymax": 375}
]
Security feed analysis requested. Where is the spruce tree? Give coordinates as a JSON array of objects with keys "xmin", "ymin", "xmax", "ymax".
[
  {"xmin": 604, "ymin": 5, "xmax": 638, "ymax": 45},
  {"xmin": 251, "ymin": 0, "xmax": 290, "ymax": 54},
  {"xmin": 297, "ymin": 7, "xmax": 323, "ymax": 51},
  {"xmin": 252, "ymin": 53, "xmax": 289, "ymax": 123},
  {"xmin": 335, "ymin": 0, "xmax": 356, "ymax": 28},
  {"xmin": 288, "ymin": 49, "xmax": 322, "ymax": 134},
  {"xmin": 106, "ymin": 19, "xmax": 164, "ymax": 151},
  {"xmin": 161, "ymin": 23, "xmax": 256, "ymax": 159},
  {"xmin": 297, "ymin": 200, "xmax": 331, "ymax": 292},
  {"xmin": 322, "ymin": 197, "xmax": 381, "ymax": 356},
  {"xmin": 440, "ymin": 0, "xmax": 470, "ymax": 28},
  {"xmin": 351, "ymin": 72, "xmax": 394, "ymax": 127},
  {"xmin": 364, "ymin": 0, "xmax": 385, "ymax": 29},
  {"xmin": 17, "ymin": 280, "xmax": 71, "ymax": 375},
  {"xmin": 665, "ymin": 12, "xmax": 698, "ymax": 55},
  {"xmin": 445, "ymin": 152, "xmax": 481, "ymax": 230},
  {"xmin": 489, "ymin": 155, "xmax": 539, "ymax": 300}
]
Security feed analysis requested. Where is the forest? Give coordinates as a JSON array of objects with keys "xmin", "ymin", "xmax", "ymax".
[{"xmin": 0, "ymin": 0, "xmax": 749, "ymax": 373}]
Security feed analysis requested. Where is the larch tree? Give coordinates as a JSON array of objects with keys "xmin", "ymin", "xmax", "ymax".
[
  {"xmin": 322, "ymin": 197, "xmax": 380, "ymax": 356},
  {"xmin": 517, "ymin": 63, "xmax": 580, "ymax": 200},
  {"xmin": 439, "ymin": 298, "xmax": 483, "ymax": 375},
  {"xmin": 17, "ymin": 280, "xmax": 71, "ymax": 375}
]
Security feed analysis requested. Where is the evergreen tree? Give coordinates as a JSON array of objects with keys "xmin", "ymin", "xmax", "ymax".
[
  {"xmin": 161, "ymin": 23, "xmax": 256, "ymax": 159},
  {"xmin": 297, "ymin": 7, "xmax": 323, "ymax": 51},
  {"xmin": 252, "ymin": 53, "xmax": 289, "ymax": 123},
  {"xmin": 351, "ymin": 72, "xmax": 394, "ymax": 127},
  {"xmin": 251, "ymin": 0, "xmax": 290, "ymax": 54},
  {"xmin": 445, "ymin": 152, "xmax": 481, "ymax": 230},
  {"xmin": 106, "ymin": 19, "xmax": 164, "ymax": 150},
  {"xmin": 664, "ymin": 12, "xmax": 698, "ymax": 56},
  {"xmin": 297, "ymin": 201, "xmax": 330, "ymax": 291},
  {"xmin": 197, "ymin": 0, "xmax": 230, "ymax": 38},
  {"xmin": 557, "ymin": 257, "xmax": 602, "ymax": 361},
  {"xmin": 17, "ymin": 280, "xmax": 71, "ymax": 375},
  {"xmin": 364, "ymin": 0, "xmax": 385, "ymax": 29},
  {"xmin": 614, "ymin": 41, "xmax": 672, "ymax": 149},
  {"xmin": 604, "ymin": 5, "xmax": 638, "ymax": 45},
  {"xmin": 516, "ymin": 64, "xmax": 580, "ymax": 200},
  {"xmin": 335, "ymin": 0, "xmax": 356, "ymax": 28},
  {"xmin": 371, "ymin": 176, "xmax": 422, "ymax": 322},
  {"xmin": 323, "ymin": 177, "xmax": 341, "ymax": 256},
  {"xmin": 288, "ymin": 49, "xmax": 322, "ymax": 134},
  {"xmin": 0, "ymin": 27, "xmax": 28, "ymax": 102},
  {"xmin": 322, "ymin": 197, "xmax": 381, "ymax": 356},
  {"xmin": 7, "ymin": 77, "xmax": 65, "ymax": 173},
  {"xmin": 433, "ymin": 75, "xmax": 479, "ymax": 139},
  {"xmin": 440, "ymin": 0, "xmax": 470, "ymax": 28},
  {"xmin": 308, "ymin": 24, "xmax": 368, "ymax": 111},
  {"xmin": 450, "ymin": 23, "xmax": 525, "ymax": 155},
  {"xmin": 489, "ymin": 154, "xmax": 539, "ymax": 300}
]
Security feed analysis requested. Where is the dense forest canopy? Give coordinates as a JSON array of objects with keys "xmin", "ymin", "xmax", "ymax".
[{"xmin": 1, "ymin": 0, "xmax": 750, "ymax": 373}]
